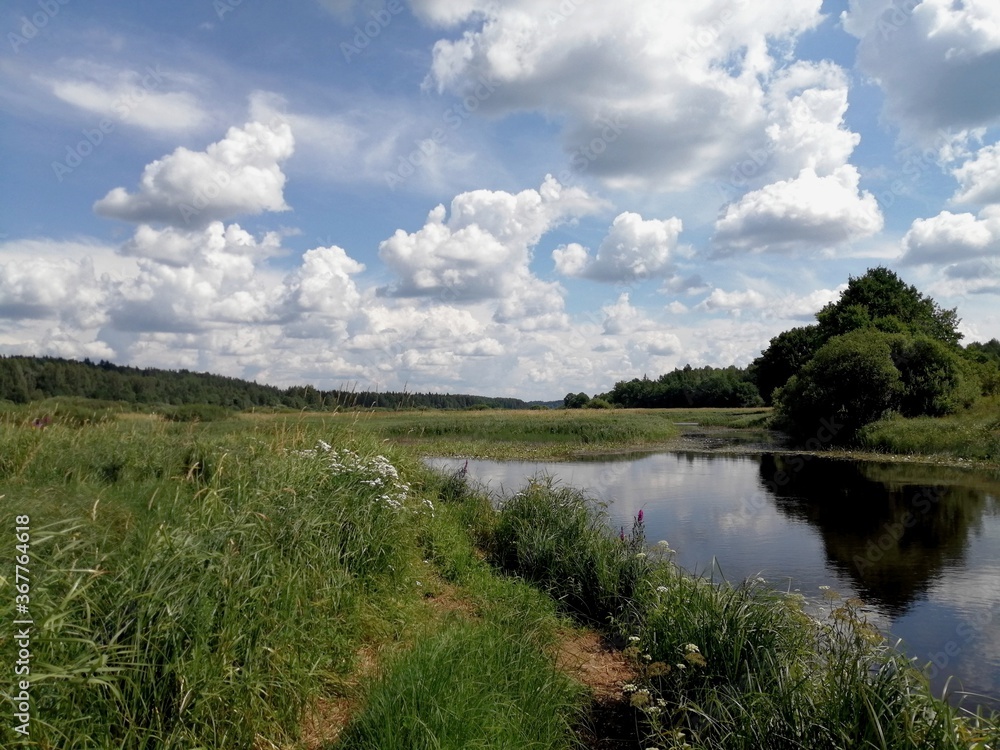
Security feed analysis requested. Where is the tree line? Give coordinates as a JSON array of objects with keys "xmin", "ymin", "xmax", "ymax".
[
  {"xmin": 0, "ymin": 356, "xmax": 530, "ymax": 411},
  {"xmin": 572, "ymin": 268, "xmax": 999, "ymax": 440}
]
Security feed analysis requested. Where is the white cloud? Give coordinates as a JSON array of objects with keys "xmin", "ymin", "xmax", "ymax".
[
  {"xmin": 694, "ymin": 284, "xmax": 845, "ymax": 319},
  {"xmin": 952, "ymin": 142, "xmax": 1000, "ymax": 205},
  {"xmin": 901, "ymin": 206, "xmax": 1000, "ymax": 266},
  {"xmin": 94, "ymin": 120, "xmax": 295, "ymax": 226},
  {"xmin": 422, "ymin": 0, "xmax": 826, "ymax": 190},
  {"xmin": 277, "ymin": 245, "xmax": 366, "ymax": 320},
  {"xmin": 378, "ymin": 174, "xmax": 602, "ymax": 300},
  {"xmin": 696, "ymin": 288, "xmax": 769, "ymax": 314},
  {"xmin": 762, "ymin": 61, "xmax": 860, "ymax": 180},
  {"xmin": 0, "ymin": 256, "xmax": 108, "ymax": 329},
  {"xmin": 109, "ymin": 222, "xmax": 286, "ymax": 333},
  {"xmin": 44, "ymin": 63, "xmax": 207, "ymax": 133},
  {"xmin": 120, "ymin": 222, "xmax": 284, "ymax": 266},
  {"xmin": 713, "ymin": 166, "xmax": 884, "ymax": 253},
  {"xmin": 553, "ymin": 212, "xmax": 682, "ymax": 282},
  {"xmin": 843, "ymin": 0, "xmax": 1000, "ymax": 139}
]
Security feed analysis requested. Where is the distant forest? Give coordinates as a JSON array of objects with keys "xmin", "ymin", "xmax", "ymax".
[{"xmin": 0, "ymin": 356, "xmax": 532, "ymax": 410}]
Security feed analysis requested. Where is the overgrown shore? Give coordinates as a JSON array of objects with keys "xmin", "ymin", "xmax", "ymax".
[{"xmin": 2, "ymin": 406, "xmax": 998, "ymax": 748}]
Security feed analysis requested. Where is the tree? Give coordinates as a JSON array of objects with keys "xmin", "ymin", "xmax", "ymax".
[
  {"xmin": 816, "ymin": 266, "xmax": 962, "ymax": 346},
  {"xmin": 564, "ymin": 392, "xmax": 591, "ymax": 409},
  {"xmin": 777, "ymin": 329, "xmax": 980, "ymax": 441},
  {"xmin": 749, "ymin": 325, "xmax": 823, "ymax": 405},
  {"xmin": 776, "ymin": 329, "xmax": 902, "ymax": 441}
]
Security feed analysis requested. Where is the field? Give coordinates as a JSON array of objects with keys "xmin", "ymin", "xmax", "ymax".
[
  {"xmin": 1, "ymin": 405, "xmax": 998, "ymax": 748},
  {"xmin": 297, "ymin": 406, "xmax": 772, "ymax": 459}
]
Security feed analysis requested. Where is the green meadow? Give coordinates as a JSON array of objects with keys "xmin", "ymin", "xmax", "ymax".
[{"xmin": 1, "ymin": 404, "xmax": 998, "ymax": 748}]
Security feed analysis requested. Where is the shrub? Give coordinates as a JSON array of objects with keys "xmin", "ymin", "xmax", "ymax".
[{"xmin": 776, "ymin": 329, "xmax": 903, "ymax": 441}]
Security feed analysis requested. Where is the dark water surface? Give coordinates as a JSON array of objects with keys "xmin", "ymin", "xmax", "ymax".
[{"xmin": 426, "ymin": 451, "xmax": 1000, "ymax": 711}]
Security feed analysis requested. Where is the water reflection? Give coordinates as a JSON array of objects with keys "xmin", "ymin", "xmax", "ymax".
[
  {"xmin": 426, "ymin": 451, "xmax": 1000, "ymax": 708},
  {"xmin": 760, "ymin": 455, "xmax": 992, "ymax": 614}
]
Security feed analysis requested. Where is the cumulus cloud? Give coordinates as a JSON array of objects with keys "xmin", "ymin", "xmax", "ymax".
[
  {"xmin": 696, "ymin": 288, "xmax": 769, "ymax": 314},
  {"xmin": 378, "ymin": 174, "xmax": 602, "ymax": 300},
  {"xmin": 109, "ymin": 221, "xmax": 288, "ymax": 333},
  {"xmin": 553, "ymin": 212, "xmax": 682, "ymax": 282},
  {"xmin": 422, "ymin": 0, "xmax": 826, "ymax": 190},
  {"xmin": 120, "ymin": 221, "xmax": 284, "ymax": 266},
  {"xmin": 843, "ymin": 0, "xmax": 1000, "ymax": 139},
  {"xmin": 277, "ymin": 245, "xmax": 366, "ymax": 320},
  {"xmin": 695, "ymin": 284, "xmax": 844, "ymax": 319},
  {"xmin": 713, "ymin": 166, "xmax": 884, "ymax": 253},
  {"xmin": 901, "ymin": 206, "xmax": 1000, "ymax": 265},
  {"xmin": 952, "ymin": 142, "xmax": 1000, "ymax": 205},
  {"xmin": 0, "ymin": 256, "xmax": 108, "ymax": 329},
  {"xmin": 94, "ymin": 120, "xmax": 294, "ymax": 226},
  {"xmin": 761, "ymin": 61, "xmax": 860, "ymax": 180}
]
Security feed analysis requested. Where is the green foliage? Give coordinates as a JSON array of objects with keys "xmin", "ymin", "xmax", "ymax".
[
  {"xmin": 777, "ymin": 330, "xmax": 981, "ymax": 441},
  {"xmin": 564, "ymin": 391, "xmax": 591, "ymax": 408},
  {"xmin": 0, "ymin": 355, "xmax": 532, "ymax": 411},
  {"xmin": 605, "ymin": 365, "xmax": 763, "ymax": 409},
  {"xmin": 584, "ymin": 397, "xmax": 613, "ymax": 409},
  {"xmin": 859, "ymin": 395, "xmax": 1000, "ymax": 461},
  {"xmin": 489, "ymin": 477, "xmax": 650, "ymax": 626},
  {"xmin": 749, "ymin": 325, "xmax": 823, "ymax": 405},
  {"xmin": 776, "ymin": 330, "xmax": 903, "ymax": 440},
  {"xmin": 816, "ymin": 266, "xmax": 962, "ymax": 346},
  {"xmin": 158, "ymin": 403, "xmax": 232, "ymax": 422},
  {"xmin": 888, "ymin": 335, "xmax": 980, "ymax": 416},
  {"xmin": 338, "ymin": 620, "xmax": 582, "ymax": 750},
  {"xmin": 0, "ymin": 424, "xmax": 426, "ymax": 748}
]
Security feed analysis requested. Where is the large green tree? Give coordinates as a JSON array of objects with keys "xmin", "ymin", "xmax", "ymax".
[{"xmin": 815, "ymin": 266, "xmax": 962, "ymax": 346}]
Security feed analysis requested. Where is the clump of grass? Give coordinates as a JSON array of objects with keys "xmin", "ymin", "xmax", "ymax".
[
  {"xmin": 337, "ymin": 619, "xmax": 584, "ymax": 750},
  {"xmin": 489, "ymin": 476, "xmax": 649, "ymax": 627}
]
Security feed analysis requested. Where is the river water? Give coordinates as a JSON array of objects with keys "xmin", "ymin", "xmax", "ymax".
[{"xmin": 426, "ymin": 449, "xmax": 1000, "ymax": 712}]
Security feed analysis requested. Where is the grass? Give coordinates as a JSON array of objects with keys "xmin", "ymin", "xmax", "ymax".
[
  {"xmin": 336, "ymin": 620, "xmax": 583, "ymax": 750},
  {"xmin": 480, "ymin": 477, "xmax": 1000, "ymax": 750},
  {"xmin": 858, "ymin": 396, "xmax": 1000, "ymax": 462},
  {"xmin": 332, "ymin": 406, "xmax": 770, "ymax": 459},
  {"xmin": 2, "ymin": 404, "xmax": 998, "ymax": 749}
]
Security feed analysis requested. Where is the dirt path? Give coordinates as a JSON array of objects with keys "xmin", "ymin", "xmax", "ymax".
[
  {"xmin": 554, "ymin": 629, "xmax": 642, "ymax": 749},
  {"xmin": 294, "ymin": 582, "xmax": 641, "ymax": 749}
]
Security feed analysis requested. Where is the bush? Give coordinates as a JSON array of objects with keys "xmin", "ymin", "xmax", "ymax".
[
  {"xmin": 584, "ymin": 397, "xmax": 613, "ymax": 409},
  {"xmin": 777, "ymin": 329, "xmax": 903, "ymax": 441},
  {"xmin": 887, "ymin": 334, "xmax": 979, "ymax": 416},
  {"xmin": 777, "ymin": 330, "xmax": 980, "ymax": 442},
  {"xmin": 489, "ymin": 477, "xmax": 648, "ymax": 626}
]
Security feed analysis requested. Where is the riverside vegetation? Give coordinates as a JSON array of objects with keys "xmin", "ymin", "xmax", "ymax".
[{"xmin": 2, "ymin": 406, "xmax": 999, "ymax": 749}]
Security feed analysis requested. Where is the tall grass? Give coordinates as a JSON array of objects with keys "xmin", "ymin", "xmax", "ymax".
[
  {"xmin": 482, "ymin": 476, "xmax": 1000, "ymax": 750},
  {"xmin": 858, "ymin": 396, "xmax": 1000, "ymax": 461},
  {"xmin": 0, "ymin": 418, "xmax": 426, "ymax": 748},
  {"xmin": 489, "ymin": 477, "xmax": 649, "ymax": 626},
  {"xmin": 337, "ymin": 619, "xmax": 583, "ymax": 750}
]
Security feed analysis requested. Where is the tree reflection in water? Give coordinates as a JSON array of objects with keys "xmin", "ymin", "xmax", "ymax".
[{"xmin": 761, "ymin": 454, "xmax": 997, "ymax": 614}]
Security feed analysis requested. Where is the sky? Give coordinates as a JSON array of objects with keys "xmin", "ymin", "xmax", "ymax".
[{"xmin": 1, "ymin": 0, "xmax": 999, "ymax": 400}]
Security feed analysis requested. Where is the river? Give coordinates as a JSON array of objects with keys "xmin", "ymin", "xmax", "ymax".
[{"xmin": 426, "ymin": 449, "xmax": 1000, "ymax": 713}]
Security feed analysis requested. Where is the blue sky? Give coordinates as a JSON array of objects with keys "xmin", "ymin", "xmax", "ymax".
[{"xmin": 1, "ymin": 0, "xmax": 999, "ymax": 399}]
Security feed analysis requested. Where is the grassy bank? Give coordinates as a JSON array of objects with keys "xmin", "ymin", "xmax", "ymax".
[
  {"xmin": 859, "ymin": 396, "xmax": 1000, "ymax": 462},
  {"xmin": 2, "ymin": 408, "xmax": 997, "ymax": 748},
  {"xmin": 337, "ymin": 406, "xmax": 770, "ymax": 459}
]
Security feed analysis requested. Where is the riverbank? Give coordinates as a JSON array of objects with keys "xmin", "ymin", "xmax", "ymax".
[{"xmin": 3, "ymin": 411, "xmax": 999, "ymax": 747}]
